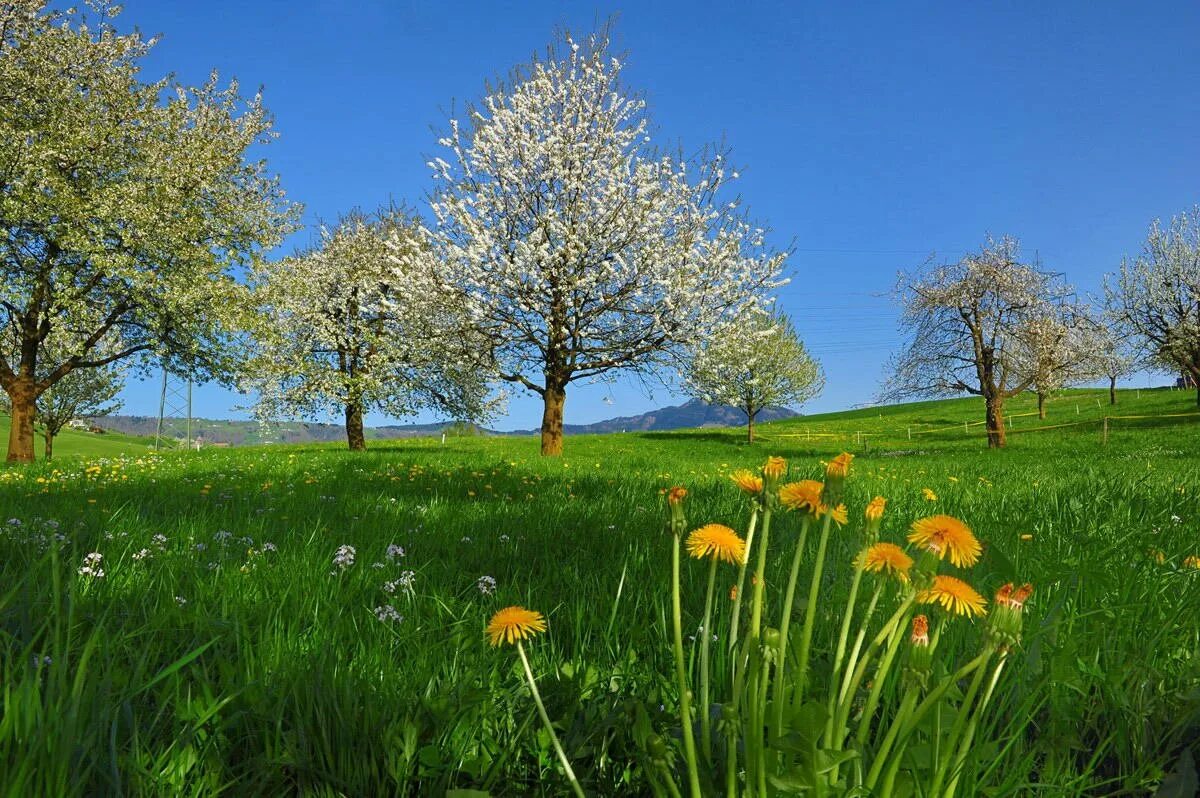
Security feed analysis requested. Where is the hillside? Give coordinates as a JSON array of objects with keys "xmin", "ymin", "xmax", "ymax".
[
  {"xmin": 0, "ymin": 416, "xmax": 154, "ymax": 459},
  {"xmin": 91, "ymin": 399, "xmax": 799, "ymax": 446}
]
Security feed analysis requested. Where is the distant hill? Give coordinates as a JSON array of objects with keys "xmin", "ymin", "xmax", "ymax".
[
  {"xmin": 509, "ymin": 399, "xmax": 799, "ymax": 435},
  {"xmin": 91, "ymin": 400, "xmax": 797, "ymax": 446}
]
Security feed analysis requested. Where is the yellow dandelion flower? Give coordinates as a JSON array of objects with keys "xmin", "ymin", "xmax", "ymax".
[
  {"xmin": 917, "ymin": 575, "xmax": 988, "ymax": 618},
  {"xmin": 779, "ymin": 480, "xmax": 825, "ymax": 514},
  {"xmin": 908, "ymin": 515, "xmax": 982, "ymax": 568},
  {"xmin": 858, "ymin": 542, "xmax": 913, "ymax": 581},
  {"xmin": 1184, "ymin": 555, "xmax": 1200, "ymax": 570},
  {"xmin": 1019, "ymin": 534, "xmax": 1033, "ymax": 541},
  {"xmin": 865, "ymin": 496, "xmax": 887, "ymax": 523},
  {"xmin": 763, "ymin": 456, "xmax": 787, "ymax": 480},
  {"xmin": 730, "ymin": 470, "xmax": 763, "ymax": 494},
  {"xmin": 486, "ymin": 606, "xmax": 547, "ymax": 647},
  {"xmin": 922, "ymin": 488, "xmax": 938, "ymax": 502},
  {"xmin": 686, "ymin": 524, "xmax": 747, "ymax": 565},
  {"xmin": 829, "ymin": 503, "xmax": 848, "ymax": 526},
  {"xmin": 826, "ymin": 452, "xmax": 853, "ymax": 479}
]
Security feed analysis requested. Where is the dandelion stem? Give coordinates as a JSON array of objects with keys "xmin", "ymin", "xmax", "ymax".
[
  {"xmin": 699, "ymin": 556, "xmax": 718, "ymax": 764},
  {"xmin": 516, "ymin": 641, "xmax": 586, "ymax": 798},
  {"xmin": 793, "ymin": 510, "xmax": 833, "ymax": 711},
  {"xmin": 928, "ymin": 647, "xmax": 992, "ymax": 798},
  {"xmin": 943, "ymin": 653, "xmax": 1007, "ymax": 798},
  {"xmin": 748, "ymin": 506, "xmax": 774, "ymax": 643},
  {"xmin": 729, "ymin": 506, "xmax": 759, "ymax": 678},
  {"xmin": 770, "ymin": 514, "xmax": 811, "ymax": 739},
  {"xmin": 855, "ymin": 613, "xmax": 907, "ymax": 747},
  {"xmin": 823, "ymin": 560, "xmax": 864, "ymax": 749},
  {"xmin": 671, "ymin": 534, "xmax": 703, "ymax": 798}
]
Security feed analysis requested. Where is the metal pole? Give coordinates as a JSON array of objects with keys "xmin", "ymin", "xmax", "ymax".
[
  {"xmin": 155, "ymin": 368, "xmax": 167, "ymax": 451},
  {"xmin": 186, "ymin": 381, "xmax": 193, "ymax": 451}
]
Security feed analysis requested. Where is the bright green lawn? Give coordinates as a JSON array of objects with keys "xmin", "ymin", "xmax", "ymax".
[
  {"xmin": 0, "ymin": 415, "xmax": 156, "ymax": 459},
  {"xmin": 0, "ymin": 387, "xmax": 1197, "ymax": 795}
]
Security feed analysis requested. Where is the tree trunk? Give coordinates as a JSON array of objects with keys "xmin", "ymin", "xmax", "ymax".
[
  {"xmin": 345, "ymin": 400, "xmax": 366, "ymax": 451},
  {"xmin": 43, "ymin": 430, "xmax": 54, "ymax": 460},
  {"xmin": 985, "ymin": 395, "xmax": 1006, "ymax": 449},
  {"xmin": 1037, "ymin": 391, "xmax": 1047, "ymax": 420},
  {"xmin": 5, "ymin": 381, "xmax": 37, "ymax": 464},
  {"xmin": 1109, "ymin": 376, "xmax": 1117, "ymax": 405},
  {"xmin": 747, "ymin": 410, "xmax": 755, "ymax": 443},
  {"xmin": 540, "ymin": 382, "xmax": 566, "ymax": 456}
]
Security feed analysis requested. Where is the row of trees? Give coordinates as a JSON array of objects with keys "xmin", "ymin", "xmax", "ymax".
[
  {"xmin": 1, "ymin": 4, "xmax": 817, "ymax": 460},
  {"xmin": 887, "ymin": 211, "xmax": 1200, "ymax": 448}
]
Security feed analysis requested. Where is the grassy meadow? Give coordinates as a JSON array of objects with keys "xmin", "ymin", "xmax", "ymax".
[{"xmin": 1, "ymin": 387, "xmax": 1198, "ymax": 795}]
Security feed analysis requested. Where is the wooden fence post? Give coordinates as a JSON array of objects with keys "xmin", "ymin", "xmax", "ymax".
[{"xmin": 1102, "ymin": 416, "xmax": 1109, "ymax": 445}]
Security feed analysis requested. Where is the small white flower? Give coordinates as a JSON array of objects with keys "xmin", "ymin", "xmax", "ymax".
[
  {"xmin": 332, "ymin": 544, "xmax": 356, "ymax": 570},
  {"xmin": 386, "ymin": 543, "xmax": 406, "ymax": 560},
  {"xmin": 476, "ymin": 575, "xmax": 497, "ymax": 595},
  {"xmin": 174, "ymin": 596, "xmax": 187, "ymax": 606},
  {"xmin": 373, "ymin": 604, "xmax": 403, "ymax": 623}
]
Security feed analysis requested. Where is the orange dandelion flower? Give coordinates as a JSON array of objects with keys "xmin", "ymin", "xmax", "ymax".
[
  {"xmin": 911, "ymin": 614, "xmax": 929, "ymax": 646},
  {"xmin": 779, "ymin": 480, "xmax": 825, "ymax": 514},
  {"xmin": 686, "ymin": 524, "xmax": 747, "ymax": 565},
  {"xmin": 908, "ymin": 515, "xmax": 982, "ymax": 568},
  {"xmin": 730, "ymin": 470, "xmax": 763, "ymax": 494},
  {"xmin": 917, "ymin": 575, "xmax": 987, "ymax": 618},
  {"xmin": 762, "ymin": 456, "xmax": 787, "ymax": 480},
  {"xmin": 826, "ymin": 452, "xmax": 854, "ymax": 480},
  {"xmin": 859, "ymin": 542, "xmax": 913, "ymax": 581},
  {"xmin": 865, "ymin": 496, "xmax": 887, "ymax": 523},
  {"xmin": 486, "ymin": 606, "xmax": 547, "ymax": 647},
  {"xmin": 667, "ymin": 486, "xmax": 687, "ymax": 506}
]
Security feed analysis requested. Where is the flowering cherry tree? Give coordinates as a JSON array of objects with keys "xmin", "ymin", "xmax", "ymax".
[
  {"xmin": 1011, "ymin": 302, "xmax": 1095, "ymax": 418},
  {"xmin": 426, "ymin": 32, "xmax": 786, "ymax": 455},
  {"xmin": 886, "ymin": 237, "xmax": 1077, "ymax": 447},
  {"xmin": 683, "ymin": 309, "xmax": 822, "ymax": 442},
  {"xmin": 1106, "ymin": 208, "xmax": 1200, "ymax": 406},
  {"xmin": 0, "ymin": 2, "xmax": 297, "ymax": 462},
  {"xmin": 242, "ymin": 208, "xmax": 496, "ymax": 450}
]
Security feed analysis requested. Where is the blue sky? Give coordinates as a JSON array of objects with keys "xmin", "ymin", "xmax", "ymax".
[{"xmin": 117, "ymin": 1, "xmax": 1200, "ymax": 429}]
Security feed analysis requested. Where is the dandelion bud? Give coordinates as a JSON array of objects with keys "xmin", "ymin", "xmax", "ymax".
[
  {"xmin": 763, "ymin": 627, "xmax": 781, "ymax": 649},
  {"xmin": 823, "ymin": 452, "xmax": 853, "ymax": 503},
  {"xmin": 665, "ymin": 486, "xmax": 687, "ymax": 536},
  {"xmin": 987, "ymin": 582, "xmax": 1033, "ymax": 648},
  {"xmin": 906, "ymin": 614, "xmax": 934, "ymax": 687},
  {"xmin": 762, "ymin": 456, "xmax": 787, "ymax": 481},
  {"xmin": 864, "ymin": 496, "xmax": 886, "ymax": 541}
]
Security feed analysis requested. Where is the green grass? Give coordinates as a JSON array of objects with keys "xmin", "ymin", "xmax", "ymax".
[
  {"xmin": 0, "ymin": 387, "xmax": 1198, "ymax": 795},
  {"xmin": 0, "ymin": 414, "xmax": 155, "ymax": 459}
]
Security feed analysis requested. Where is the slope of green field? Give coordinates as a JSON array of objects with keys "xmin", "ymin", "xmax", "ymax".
[
  {"xmin": 0, "ymin": 388, "xmax": 1197, "ymax": 795},
  {"xmin": 0, "ymin": 415, "xmax": 157, "ymax": 459}
]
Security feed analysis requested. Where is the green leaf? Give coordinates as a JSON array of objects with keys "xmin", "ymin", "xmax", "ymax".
[{"xmin": 1154, "ymin": 749, "xmax": 1198, "ymax": 798}]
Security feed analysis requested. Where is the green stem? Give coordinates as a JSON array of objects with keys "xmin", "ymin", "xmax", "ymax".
[
  {"xmin": 748, "ymin": 507, "xmax": 774, "ymax": 642},
  {"xmin": 770, "ymin": 515, "xmax": 811, "ymax": 738},
  {"xmin": 823, "ymin": 563, "xmax": 865, "ymax": 749},
  {"xmin": 795, "ymin": 511, "xmax": 834, "ymax": 707},
  {"xmin": 671, "ymin": 535, "xmax": 704, "ymax": 798},
  {"xmin": 855, "ymin": 614, "xmax": 908, "ymax": 746},
  {"xmin": 834, "ymin": 582, "xmax": 882, "ymax": 711},
  {"xmin": 834, "ymin": 595, "xmax": 914, "ymax": 742},
  {"xmin": 943, "ymin": 655, "xmax": 1007, "ymax": 798},
  {"xmin": 864, "ymin": 688, "xmax": 917, "ymax": 789},
  {"xmin": 516, "ymin": 642, "xmax": 586, "ymax": 798},
  {"xmin": 928, "ymin": 649, "xmax": 991, "ymax": 798},
  {"xmin": 699, "ymin": 557, "xmax": 718, "ymax": 764},
  {"xmin": 728, "ymin": 505, "xmax": 760, "ymax": 673}
]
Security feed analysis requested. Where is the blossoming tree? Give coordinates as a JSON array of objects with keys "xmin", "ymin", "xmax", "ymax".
[
  {"xmin": 683, "ymin": 309, "xmax": 823, "ymax": 442},
  {"xmin": 886, "ymin": 237, "xmax": 1077, "ymax": 447},
  {"xmin": 242, "ymin": 208, "xmax": 496, "ymax": 450},
  {"xmin": 0, "ymin": 2, "xmax": 297, "ymax": 462},
  {"xmin": 426, "ymin": 32, "xmax": 786, "ymax": 455},
  {"xmin": 1011, "ymin": 302, "xmax": 1096, "ymax": 418},
  {"xmin": 1106, "ymin": 208, "xmax": 1200, "ymax": 406}
]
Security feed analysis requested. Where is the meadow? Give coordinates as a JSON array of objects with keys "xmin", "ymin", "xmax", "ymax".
[{"xmin": 1, "ymin": 387, "xmax": 1198, "ymax": 796}]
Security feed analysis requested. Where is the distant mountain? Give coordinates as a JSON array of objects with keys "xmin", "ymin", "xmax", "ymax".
[
  {"xmin": 91, "ymin": 400, "xmax": 798, "ymax": 446},
  {"xmin": 509, "ymin": 399, "xmax": 799, "ymax": 435}
]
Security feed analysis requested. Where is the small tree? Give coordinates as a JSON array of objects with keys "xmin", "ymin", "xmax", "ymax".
[
  {"xmin": 886, "ymin": 237, "xmax": 1076, "ymax": 448},
  {"xmin": 36, "ymin": 361, "xmax": 125, "ymax": 459},
  {"xmin": 684, "ymin": 310, "xmax": 822, "ymax": 442},
  {"xmin": 0, "ymin": 3, "xmax": 297, "ymax": 462},
  {"xmin": 1013, "ymin": 303, "xmax": 1095, "ymax": 418},
  {"xmin": 243, "ymin": 208, "xmax": 495, "ymax": 450},
  {"xmin": 427, "ymin": 30, "xmax": 785, "ymax": 455},
  {"xmin": 1106, "ymin": 208, "xmax": 1200, "ymax": 407},
  {"xmin": 1085, "ymin": 316, "xmax": 1140, "ymax": 405}
]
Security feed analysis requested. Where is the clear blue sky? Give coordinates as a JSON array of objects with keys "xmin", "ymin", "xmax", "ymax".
[{"xmin": 117, "ymin": 1, "xmax": 1200, "ymax": 429}]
